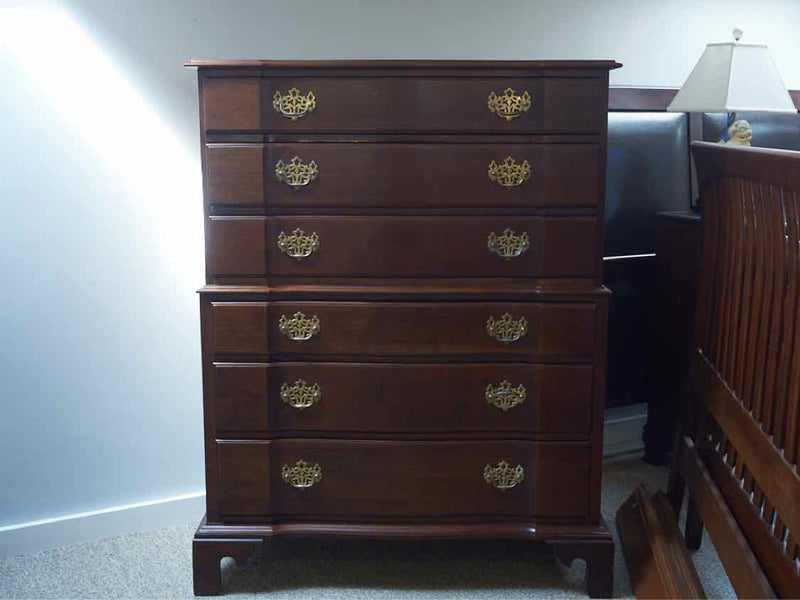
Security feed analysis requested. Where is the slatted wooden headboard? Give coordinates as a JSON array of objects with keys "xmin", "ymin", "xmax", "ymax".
[{"xmin": 668, "ymin": 141, "xmax": 800, "ymax": 598}]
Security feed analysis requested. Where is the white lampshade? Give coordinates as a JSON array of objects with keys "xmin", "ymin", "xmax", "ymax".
[{"xmin": 667, "ymin": 29, "xmax": 795, "ymax": 114}]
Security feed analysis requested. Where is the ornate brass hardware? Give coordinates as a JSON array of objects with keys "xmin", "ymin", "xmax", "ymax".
[
  {"xmin": 486, "ymin": 313, "xmax": 528, "ymax": 344},
  {"xmin": 487, "ymin": 87, "xmax": 532, "ymax": 121},
  {"xmin": 485, "ymin": 381, "xmax": 526, "ymax": 412},
  {"xmin": 277, "ymin": 228, "xmax": 320, "ymax": 260},
  {"xmin": 484, "ymin": 460, "xmax": 524, "ymax": 491},
  {"xmin": 281, "ymin": 459, "xmax": 322, "ymax": 489},
  {"xmin": 487, "ymin": 228, "xmax": 530, "ymax": 259},
  {"xmin": 280, "ymin": 379, "xmax": 322, "ymax": 409},
  {"xmin": 275, "ymin": 156, "xmax": 319, "ymax": 188},
  {"xmin": 272, "ymin": 87, "xmax": 316, "ymax": 121},
  {"xmin": 488, "ymin": 156, "xmax": 531, "ymax": 188},
  {"xmin": 278, "ymin": 311, "xmax": 321, "ymax": 341}
]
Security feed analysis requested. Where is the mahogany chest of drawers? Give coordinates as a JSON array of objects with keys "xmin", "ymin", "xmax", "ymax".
[{"xmin": 188, "ymin": 59, "xmax": 620, "ymax": 597}]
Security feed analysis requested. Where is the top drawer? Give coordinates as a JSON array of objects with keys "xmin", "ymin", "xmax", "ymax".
[{"xmin": 201, "ymin": 77, "xmax": 607, "ymax": 134}]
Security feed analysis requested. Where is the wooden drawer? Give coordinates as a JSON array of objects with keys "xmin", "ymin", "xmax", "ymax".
[
  {"xmin": 208, "ymin": 216, "xmax": 598, "ymax": 279},
  {"xmin": 201, "ymin": 77, "xmax": 606, "ymax": 133},
  {"xmin": 214, "ymin": 439, "xmax": 591, "ymax": 519},
  {"xmin": 208, "ymin": 301, "xmax": 596, "ymax": 360},
  {"xmin": 206, "ymin": 143, "xmax": 600, "ymax": 208},
  {"xmin": 212, "ymin": 363, "xmax": 593, "ymax": 435}
]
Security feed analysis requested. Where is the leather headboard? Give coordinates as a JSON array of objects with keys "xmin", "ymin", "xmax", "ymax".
[
  {"xmin": 702, "ymin": 112, "xmax": 800, "ymax": 150},
  {"xmin": 605, "ymin": 112, "xmax": 691, "ymax": 256}
]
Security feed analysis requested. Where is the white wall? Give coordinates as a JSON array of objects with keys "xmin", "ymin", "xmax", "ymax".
[{"xmin": 1, "ymin": 0, "xmax": 799, "ymax": 531}]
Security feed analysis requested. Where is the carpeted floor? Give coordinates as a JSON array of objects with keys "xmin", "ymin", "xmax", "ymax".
[{"xmin": 0, "ymin": 454, "xmax": 733, "ymax": 599}]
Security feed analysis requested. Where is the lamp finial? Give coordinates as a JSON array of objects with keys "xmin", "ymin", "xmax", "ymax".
[{"xmin": 732, "ymin": 27, "xmax": 743, "ymax": 42}]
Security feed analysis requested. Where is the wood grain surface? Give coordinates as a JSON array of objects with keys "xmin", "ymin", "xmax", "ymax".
[
  {"xmin": 206, "ymin": 143, "xmax": 600, "ymax": 208},
  {"xmin": 208, "ymin": 215, "xmax": 598, "ymax": 279},
  {"xmin": 212, "ymin": 362, "xmax": 594, "ymax": 435},
  {"xmin": 215, "ymin": 439, "xmax": 591, "ymax": 519},
  {"xmin": 202, "ymin": 77, "xmax": 607, "ymax": 133},
  {"xmin": 208, "ymin": 300, "xmax": 596, "ymax": 360}
]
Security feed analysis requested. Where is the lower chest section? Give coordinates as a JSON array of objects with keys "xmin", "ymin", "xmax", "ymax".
[{"xmin": 202, "ymin": 294, "xmax": 604, "ymax": 525}]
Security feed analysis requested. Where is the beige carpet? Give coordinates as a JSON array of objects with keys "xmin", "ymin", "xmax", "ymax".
[{"xmin": 0, "ymin": 454, "xmax": 733, "ymax": 599}]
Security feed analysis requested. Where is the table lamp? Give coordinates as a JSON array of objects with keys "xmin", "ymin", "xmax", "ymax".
[{"xmin": 667, "ymin": 28, "xmax": 796, "ymax": 146}]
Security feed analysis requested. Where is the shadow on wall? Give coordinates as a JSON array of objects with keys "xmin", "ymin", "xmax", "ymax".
[
  {"xmin": 0, "ymin": 4, "xmax": 205, "ymax": 528},
  {"xmin": 0, "ymin": 6, "xmax": 202, "ymax": 275}
]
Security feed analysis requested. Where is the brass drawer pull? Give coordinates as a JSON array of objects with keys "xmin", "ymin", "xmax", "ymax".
[
  {"xmin": 488, "ymin": 156, "xmax": 531, "ymax": 189},
  {"xmin": 272, "ymin": 87, "xmax": 316, "ymax": 121},
  {"xmin": 276, "ymin": 156, "xmax": 319, "ymax": 188},
  {"xmin": 486, "ymin": 313, "xmax": 528, "ymax": 344},
  {"xmin": 281, "ymin": 379, "xmax": 322, "ymax": 409},
  {"xmin": 484, "ymin": 460, "xmax": 524, "ymax": 491},
  {"xmin": 279, "ymin": 311, "xmax": 320, "ymax": 341},
  {"xmin": 277, "ymin": 228, "xmax": 320, "ymax": 259},
  {"xmin": 487, "ymin": 87, "xmax": 532, "ymax": 121},
  {"xmin": 485, "ymin": 381, "xmax": 526, "ymax": 412},
  {"xmin": 488, "ymin": 228, "xmax": 530, "ymax": 259},
  {"xmin": 281, "ymin": 459, "xmax": 322, "ymax": 489}
]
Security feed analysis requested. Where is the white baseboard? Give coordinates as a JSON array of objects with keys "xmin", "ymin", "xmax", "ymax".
[
  {"xmin": 0, "ymin": 491, "xmax": 206, "ymax": 559},
  {"xmin": 603, "ymin": 403, "xmax": 647, "ymax": 457}
]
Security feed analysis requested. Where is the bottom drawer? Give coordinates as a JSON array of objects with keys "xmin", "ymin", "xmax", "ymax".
[{"xmin": 214, "ymin": 440, "xmax": 591, "ymax": 520}]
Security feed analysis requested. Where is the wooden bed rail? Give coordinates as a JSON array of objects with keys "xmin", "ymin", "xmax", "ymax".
[{"xmin": 668, "ymin": 142, "xmax": 800, "ymax": 598}]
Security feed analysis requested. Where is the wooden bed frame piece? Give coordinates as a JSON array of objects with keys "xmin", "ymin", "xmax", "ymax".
[
  {"xmin": 616, "ymin": 485, "xmax": 705, "ymax": 598},
  {"xmin": 668, "ymin": 142, "xmax": 800, "ymax": 599}
]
